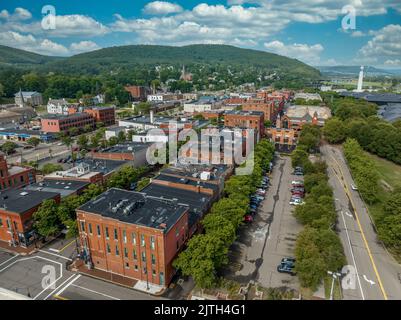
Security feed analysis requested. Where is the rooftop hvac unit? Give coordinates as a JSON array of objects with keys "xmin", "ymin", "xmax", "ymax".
[{"xmin": 200, "ymin": 171, "xmax": 211, "ymax": 181}]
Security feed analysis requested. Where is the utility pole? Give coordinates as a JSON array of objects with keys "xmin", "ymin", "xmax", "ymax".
[{"xmin": 327, "ymin": 271, "xmax": 342, "ymax": 300}]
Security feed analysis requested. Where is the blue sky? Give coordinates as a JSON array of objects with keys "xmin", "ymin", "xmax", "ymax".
[{"xmin": 0, "ymin": 1, "xmax": 400, "ymax": 68}]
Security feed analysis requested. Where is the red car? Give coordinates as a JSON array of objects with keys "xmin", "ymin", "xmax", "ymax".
[{"xmin": 244, "ymin": 215, "xmax": 253, "ymax": 223}]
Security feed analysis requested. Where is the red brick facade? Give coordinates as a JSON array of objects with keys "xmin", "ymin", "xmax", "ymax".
[
  {"xmin": 0, "ymin": 154, "xmax": 35, "ymax": 190},
  {"xmin": 76, "ymin": 208, "xmax": 189, "ymax": 287},
  {"xmin": 41, "ymin": 113, "xmax": 95, "ymax": 133},
  {"xmin": 0, "ymin": 193, "xmax": 60, "ymax": 247}
]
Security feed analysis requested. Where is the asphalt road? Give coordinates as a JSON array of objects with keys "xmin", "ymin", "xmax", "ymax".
[
  {"xmin": 223, "ymin": 155, "xmax": 302, "ymax": 292},
  {"xmin": 322, "ymin": 143, "xmax": 401, "ymax": 300},
  {"xmin": 0, "ymin": 237, "xmax": 164, "ymax": 300}
]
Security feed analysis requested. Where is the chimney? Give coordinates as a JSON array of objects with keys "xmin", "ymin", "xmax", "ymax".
[{"xmin": 150, "ymin": 110, "xmax": 154, "ymax": 124}]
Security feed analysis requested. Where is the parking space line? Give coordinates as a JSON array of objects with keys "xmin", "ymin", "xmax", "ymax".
[
  {"xmin": 55, "ymin": 275, "xmax": 81, "ymax": 296},
  {"xmin": 0, "ymin": 254, "xmax": 19, "ymax": 268},
  {"xmin": 44, "ymin": 274, "xmax": 79, "ymax": 300},
  {"xmin": 70, "ymin": 284, "xmax": 121, "ymax": 300}
]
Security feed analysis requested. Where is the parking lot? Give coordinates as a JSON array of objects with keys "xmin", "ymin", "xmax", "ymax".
[{"xmin": 223, "ymin": 155, "xmax": 303, "ymax": 291}]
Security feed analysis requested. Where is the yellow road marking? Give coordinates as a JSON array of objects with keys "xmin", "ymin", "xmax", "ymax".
[
  {"xmin": 327, "ymin": 152, "xmax": 388, "ymax": 300},
  {"xmin": 59, "ymin": 239, "xmax": 76, "ymax": 253},
  {"xmin": 53, "ymin": 294, "xmax": 68, "ymax": 300}
]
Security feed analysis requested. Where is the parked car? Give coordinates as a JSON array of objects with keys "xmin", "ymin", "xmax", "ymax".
[
  {"xmin": 281, "ymin": 257, "xmax": 296, "ymax": 268},
  {"xmin": 292, "ymin": 184, "xmax": 304, "ymax": 189},
  {"xmin": 351, "ymin": 184, "xmax": 358, "ymax": 191},
  {"xmin": 291, "ymin": 190, "xmax": 304, "ymax": 196},
  {"xmin": 293, "ymin": 171, "xmax": 303, "ymax": 176},
  {"xmin": 291, "ymin": 180, "xmax": 303, "ymax": 185},
  {"xmin": 291, "ymin": 187, "xmax": 305, "ymax": 192},
  {"xmin": 244, "ymin": 215, "xmax": 253, "ymax": 223},
  {"xmin": 290, "ymin": 198, "xmax": 304, "ymax": 206},
  {"xmin": 277, "ymin": 263, "xmax": 296, "ymax": 276}
]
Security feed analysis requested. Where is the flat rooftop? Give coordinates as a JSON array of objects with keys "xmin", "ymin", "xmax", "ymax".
[
  {"xmin": 41, "ymin": 112, "xmax": 91, "ymax": 120},
  {"xmin": 121, "ymin": 115, "xmax": 192, "ymax": 125},
  {"xmin": 24, "ymin": 179, "xmax": 90, "ymax": 198},
  {"xmin": 161, "ymin": 164, "xmax": 229, "ymax": 181},
  {"xmin": 0, "ymin": 189, "xmax": 59, "ymax": 214},
  {"xmin": 154, "ymin": 173, "xmax": 219, "ymax": 193},
  {"xmin": 78, "ymin": 188, "xmax": 188, "ymax": 232},
  {"xmin": 75, "ymin": 158, "xmax": 127, "ymax": 175},
  {"xmin": 142, "ymin": 183, "xmax": 212, "ymax": 228},
  {"xmin": 225, "ymin": 110, "xmax": 264, "ymax": 117},
  {"xmin": 97, "ymin": 143, "xmax": 151, "ymax": 154}
]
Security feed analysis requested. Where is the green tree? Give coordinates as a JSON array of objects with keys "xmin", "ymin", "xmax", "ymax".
[
  {"xmin": 77, "ymin": 135, "xmax": 89, "ymax": 150},
  {"xmin": 41, "ymin": 163, "xmax": 63, "ymax": 174},
  {"xmin": 26, "ymin": 137, "xmax": 41, "ymax": 148},
  {"xmin": 202, "ymin": 214, "xmax": 236, "ymax": 246},
  {"xmin": 117, "ymin": 131, "xmax": 126, "ymax": 143},
  {"xmin": 323, "ymin": 117, "xmax": 347, "ymax": 144},
  {"xmin": 34, "ymin": 200, "xmax": 61, "ymax": 238},
  {"xmin": 173, "ymin": 233, "xmax": 229, "ymax": 288},
  {"xmin": 1, "ymin": 141, "xmax": 18, "ymax": 155}
]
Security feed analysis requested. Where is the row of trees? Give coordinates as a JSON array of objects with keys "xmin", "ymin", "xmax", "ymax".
[
  {"xmin": 322, "ymin": 94, "xmax": 401, "ymax": 165},
  {"xmin": 173, "ymin": 139, "xmax": 275, "ymax": 288},
  {"xmin": 34, "ymin": 184, "xmax": 105, "ymax": 239},
  {"xmin": 343, "ymin": 138, "xmax": 380, "ymax": 204},
  {"xmin": 33, "ymin": 165, "xmax": 149, "ymax": 239},
  {"xmin": 290, "ymin": 129, "xmax": 346, "ymax": 291},
  {"xmin": 343, "ymin": 138, "xmax": 401, "ymax": 257}
]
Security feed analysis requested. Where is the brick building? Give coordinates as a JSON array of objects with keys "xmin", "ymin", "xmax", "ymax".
[
  {"xmin": 0, "ymin": 189, "xmax": 60, "ymax": 247},
  {"xmin": 82, "ymin": 106, "xmax": 116, "ymax": 127},
  {"xmin": 90, "ymin": 143, "xmax": 150, "ymax": 166},
  {"xmin": 76, "ymin": 188, "xmax": 190, "ymax": 287},
  {"xmin": 242, "ymin": 100, "xmax": 275, "ymax": 122},
  {"xmin": 224, "ymin": 110, "xmax": 265, "ymax": 140},
  {"xmin": 41, "ymin": 113, "xmax": 95, "ymax": 134},
  {"xmin": 0, "ymin": 153, "xmax": 35, "ymax": 190},
  {"xmin": 267, "ymin": 114, "xmax": 298, "ymax": 152},
  {"xmin": 125, "ymin": 86, "xmax": 150, "ymax": 102}
]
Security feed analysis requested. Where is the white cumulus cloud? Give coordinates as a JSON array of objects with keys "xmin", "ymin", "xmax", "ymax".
[
  {"xmin": 70, "ymin": 41, "xmax": 101, "ymax": 54},
  {"xmin": 264, "ymin": 40, "xmax": 324, "ymax": 65},
  {"xmin": 143, "ymin": 2, "xmax": 183, "ymax": 15}
]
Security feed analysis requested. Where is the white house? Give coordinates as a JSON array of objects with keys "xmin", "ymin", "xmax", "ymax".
[{"xmin": 47, "ymin": 98, "xmax": 70, "ymax": 114}]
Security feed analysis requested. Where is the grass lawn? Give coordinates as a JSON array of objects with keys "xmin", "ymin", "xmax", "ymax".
[
  {"xmin": 324, "ymin": 276, "xmax": 342, "ymax": 300},
  {"xmin": 365, "ymin": 152, "xmax": 401, "ymax": 190}
]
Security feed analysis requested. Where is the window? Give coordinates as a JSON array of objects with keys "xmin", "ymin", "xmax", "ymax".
[
  {"xmin": 20, "ymin": 176, "xmax": 24, "ymax": 183},
  {"xmin": 115, "ymin": 245, "xmax": 119, "ymax": 256},
  {"xmin": 97, "ymin": 225, "xmax": 101, "ymax": 236},
  {"xmin": 133, "ymin": 249, "xmax": 137, "ymax": 260},
  {"xmin": 105, "ymin": 227, "xmax": 109, "ymax": 239},
  {"xmin": 175, "ymin": 227, "xmax": 179, "ymax": 237},
  {"xmin": 141, "ymin": 251, "xmax": 146, "ymax": 262},
  {"xmin": 125, "ymin": 262, "xmax": 129, "ymax": 269},
  {"xmin": 124, "ymin": 247, "xmax": 128, "ymax": 258},
  {"xmin": 132, "ymin": 232, "xmax": 137, "ymax": 245},
  {"xmin": 0, "ymin": 218, "xmax": 2, "ymax": 227},
  {"xmin": 140, "ymin": 234, "xmax": 145, "ymax": 247},
  {"xmin": 134, "ymin": 265, "xmax": 138, "ymax": 271},
  {"xmin": 150, "ymin": 236, "xmax": 155, "ymax": 250},
  {"xmin": 151, "ymin": 254, "xmax": 156, "ymax": 265},
  {"xmin": 80, "ymin": 221, "xmax": 85, "ymax": 232},
  {"xmin": 159, "ymin": 272, "xmax": 164, "ymax": 285},
  {"xmin": 114, "ymin": 229, "xmax": 118, "ymax": 240},
  {"xmin": 152, "ymin": 269, "xmax": 156, "ymax": 277},
  {"xmin": 106, "ymin": 243, "xmax": 111, "ymax": 254},
  {"xmin": 123, "ymin": 230, "xmax": 127, "ymax": 243},
  {"xmin": 88, "ymin": 223, "xmax": 92, "ymax": 234},
  {"xmin": 176, "ymin": 241, "xmax": 179, "ymax": 251},
  {"xmin": 6, "ymin": 219, "xmax": 10, "ymax": 229}
]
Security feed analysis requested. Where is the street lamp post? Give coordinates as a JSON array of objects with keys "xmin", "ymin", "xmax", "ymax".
[{"xmin": 327, "ymin": 271, "xmax": 342, "ymax": 300}]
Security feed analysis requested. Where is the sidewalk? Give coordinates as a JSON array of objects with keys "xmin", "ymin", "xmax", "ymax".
[{"xmin": 73, "ymin": 260, "xmax": 166, "ymax": 296}]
